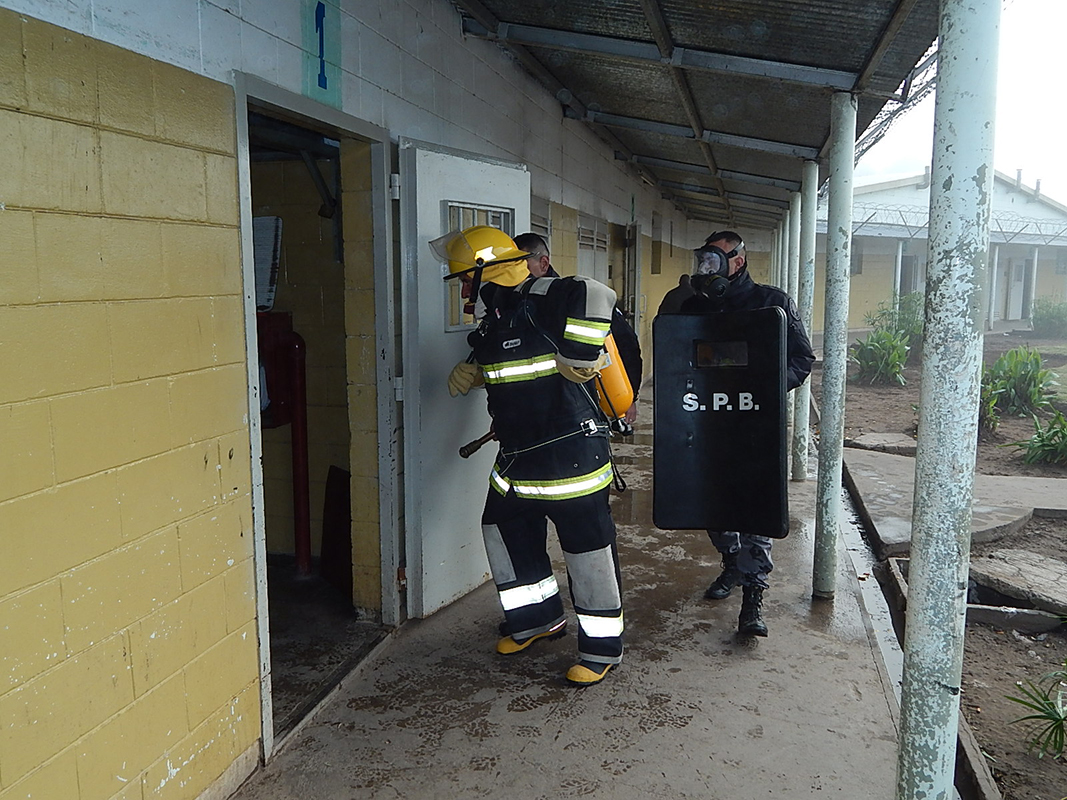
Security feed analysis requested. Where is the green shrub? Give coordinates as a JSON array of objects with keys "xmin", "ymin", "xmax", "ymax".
[
  {"xmin": 850, "ymin": 329, "xmax": 909, "ymax": 385},
  {"xmin": 1006, "ymin": 658, "xmax": 1067, "ymax": 759},
  {"xmin": 1011, "ymin": 409, "xmax": 1067, "ymax": 464},
  {"xmin": 1031, "ymin": 297, "xmax": 1067, "ymax": 339},
  {"xmin": 978, "ymin": 369, "xmax": 1002, "ymax": 435},
  {"xmin": 986, "ymin": 346, "xmax": 1057, "ymax": 416},
  {"xmin": 864, "ymin": 292, "xmax": 924, "ymax": 362}
]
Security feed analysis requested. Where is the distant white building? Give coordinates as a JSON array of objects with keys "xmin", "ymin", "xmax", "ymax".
[{"xmin": 813, "ymin": 171, "xmax": 1067, "ymax": 331}]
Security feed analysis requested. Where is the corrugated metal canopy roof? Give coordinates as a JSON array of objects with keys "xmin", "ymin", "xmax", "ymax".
[{"xmin": 454, "ymin": 0, "xmax": 940, "ymax": 230}]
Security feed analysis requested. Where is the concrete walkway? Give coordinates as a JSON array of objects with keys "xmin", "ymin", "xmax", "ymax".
[
  {"xmin": 232, "ymin": 414, "xmax": 903, "ymax": 800},
  {"xmin": 843, "ymin": 444, "xmax": 1067, "ymax": 626},
  {"xmin": 843, "ymin": 447, "xmax": 1067, "ymax": 557}
]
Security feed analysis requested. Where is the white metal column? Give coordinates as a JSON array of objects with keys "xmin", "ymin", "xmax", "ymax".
[
  {"xmin": 812, "ymin": 92, "xmax": 856, "ymax": 599},
  {"xmin": 893, "ymin": 239, "xmax": 904, "ymax": 312},
  {"xmin": 786, "ymin": 192, "xmax": 801, "ymax": 433},
  {"xmin": 987, "ymin": 244, "xmax": 1000, "ymax": 329},
  {"xmin": 896, "ymin": 0, "xmax": 1000, "ymax": 796},
  {"xmin": 781, "ymin": 217, "xmax": 789, "ymax": 290},
  {"xmin": 788, "ymin": 192, "xmax": 801, "ymax": 302},
  {"xmin": 1028, "ymin": 245, "xmax": 1040, "ymax": 321},
  {"xmin": 791, "ymin": 162, "xmax": 818, "ymax": 481},
  {"xmin": 771, "ymin": 226, "xmax": 781, "ymax": 287}
]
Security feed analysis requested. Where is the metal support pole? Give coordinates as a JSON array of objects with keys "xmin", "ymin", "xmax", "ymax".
[
  {"xmin": 788, "ymin": 192, "xmax": 801, "ymax": 302},
  {"xmin": 894, "ymin": 239, "xmax": 904, "ymax": 312},
  {"xmin": 772, "ymin": 223, "xmax": 779, "ymax": 287},
  {"xmin": 1028, "ymin": 245, "xmax": 1039, "ymax": 323},
  {"xmin": 779, "ymin": 216, "xmax": 790, "ymax": 289},
  {"xmin": 791, "ymin": 162, "xmax": 818, "ymax": 481},
  {"xmin": 986, "ymin": 245, "xmax": 999, "ymax": 330},
  {"xmin": 786, "ymin": 192, "xmax": 801, "ymax": 433},
  {"xmin": 896, "ymin": 0, "xmax": 1000, "ymax": 797},
  {"xmin": 812, "ymin": 92, "xmax": 856, "ymax": 600},
  {"xmin": 771, "ymin": 226, "xmax": 780, "ymax": 287}
]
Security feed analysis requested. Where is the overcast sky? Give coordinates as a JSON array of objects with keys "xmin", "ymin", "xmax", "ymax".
[{"xmin": 854, "ymin": 0, "xmax": 1067, "ymax": 204}]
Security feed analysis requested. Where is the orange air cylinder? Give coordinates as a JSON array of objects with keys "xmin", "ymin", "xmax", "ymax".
[{"xmin": 596, "ymin": 333, "xmax": 634, "ymax": 420}]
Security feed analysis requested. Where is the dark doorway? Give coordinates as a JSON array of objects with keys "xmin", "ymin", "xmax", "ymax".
[{"xmin": 247, "ymin": 107, "xmax": 386, "ymax": 740}]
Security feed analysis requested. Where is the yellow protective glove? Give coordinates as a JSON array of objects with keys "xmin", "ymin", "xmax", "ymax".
[
  {"xmin": 447, "ymin": 360, "xmax": 484, "ymax": 396},
  {"xmin": 555, "ymin": 352, "xmax": 608, "ymax": 383}
]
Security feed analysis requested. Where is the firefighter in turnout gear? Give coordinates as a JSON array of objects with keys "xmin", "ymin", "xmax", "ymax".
[{"xmin": 430, "ymin": 225, "xmax": 624, "ymax": 686}]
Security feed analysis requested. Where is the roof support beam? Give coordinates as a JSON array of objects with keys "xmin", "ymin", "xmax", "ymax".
[
  {"xmin": 692, "ymin": 209, "xmax": 781, "ymax": 226},
  {"xmin": 735, "ymin": 216, "xmax": 784, "ymax": 227},
  {"xmin": 618, "ymin": 153, "xmax": 802, "ymax": 193},
  {"xmin": 661, "ymin": 182, "xmax": 789, "ymax": 210},
  {"xmin": 703, "ymin": 129, "xmax": 820, "ymax": 160},
  {"xmin": 677, "ymin": 200, "xmax": 728, "ymax": 214},
  {"xmin": 571, "ymin": 109, "xmax": 820, "ymax": 160},
  {"xmin": 720, "ymin": 169, "xmax": 802, "ymax": 193},
  {"xmin": 461, "ymin": 18, "xmax": 858, "ymax": 91},
  {"xmin": 854, "ymin": 0, "xmax": 924, "ymax": 92},
  {"xmin": 660, "ymin": 180, "xmax": 720, "ymax": 198}
]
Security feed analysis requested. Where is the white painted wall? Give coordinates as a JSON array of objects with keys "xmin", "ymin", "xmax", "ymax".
[{"xmin": 5, "ymin": 0, "xmax": 688, "ymax": 237}]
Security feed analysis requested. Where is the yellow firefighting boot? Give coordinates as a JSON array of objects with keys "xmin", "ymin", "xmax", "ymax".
[
  {"xmin": 496, "ymin": 618, "xmax": 567, "ymax": 655},
  {"xmin": 565, "ymin": 660, "xmax": 614, "ymax": 686}
]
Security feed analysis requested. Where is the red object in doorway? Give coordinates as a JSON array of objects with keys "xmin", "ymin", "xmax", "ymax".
[{"xmin": 257, "ymin": 312, "xmax": 312, "ymax": 576}]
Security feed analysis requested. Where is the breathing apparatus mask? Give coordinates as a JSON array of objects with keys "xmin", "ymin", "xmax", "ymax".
[{"xmin": 691, "ymin": 235, "xmax": 743, "ymax": 299}]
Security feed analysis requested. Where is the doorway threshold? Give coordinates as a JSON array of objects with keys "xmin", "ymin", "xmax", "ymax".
[{"xmin": 266, "ymin": 555, "xmax": 389, "ymax": 741}]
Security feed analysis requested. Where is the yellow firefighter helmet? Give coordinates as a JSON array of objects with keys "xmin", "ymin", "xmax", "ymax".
[{"xmin": 430, "ymin": 225, "xmax": 530, "ymax": 287}]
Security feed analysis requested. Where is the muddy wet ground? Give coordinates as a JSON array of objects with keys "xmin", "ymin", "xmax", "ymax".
[{"xmin": 233, "ymin": 422, "xmax": 902, "ymax": 799}]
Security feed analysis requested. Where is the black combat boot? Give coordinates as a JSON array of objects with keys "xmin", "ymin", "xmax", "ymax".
[
  {"xmin": 738, "ymin": 585, "xmax": 768, "ymax": 637},
  {"xmin": 703, "ymin": 552, "xmax": 740, "ymax": 600}
]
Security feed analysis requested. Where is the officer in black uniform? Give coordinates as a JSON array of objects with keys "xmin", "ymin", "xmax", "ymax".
[
  {"xmin": 680, "ymin": 231, "xmax": 815, "ymax": 637},
  {"xmin": 432, "ymin": 225, "xmax": 624, "ymax": 686}
]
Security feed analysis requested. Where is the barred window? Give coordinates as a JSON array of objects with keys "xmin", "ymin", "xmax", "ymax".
[{"xmin": 444, "ymin": 204, "xmax": 514, "ymax": 330}]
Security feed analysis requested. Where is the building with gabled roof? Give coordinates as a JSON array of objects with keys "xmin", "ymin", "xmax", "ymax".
[{"xmin": 813, "ymin": 170, "xmax": 1067, "ymax": 330}]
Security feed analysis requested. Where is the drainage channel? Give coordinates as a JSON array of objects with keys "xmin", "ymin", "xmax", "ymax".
[
  {"xmin": 838, "ymin": 487, "xmax": 904, "ymax": 709},
  {"xmin": 838, "ymin": 487, "xmax": 978, "ymax": 800}
]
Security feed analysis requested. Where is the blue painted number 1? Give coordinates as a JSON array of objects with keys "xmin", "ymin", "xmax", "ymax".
[{"xmin": 315, "ymin": 1, "xmax": 327, "ymax": 89}]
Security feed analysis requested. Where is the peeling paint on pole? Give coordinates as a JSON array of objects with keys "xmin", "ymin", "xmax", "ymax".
[
  {"xmin": 895, "ymin": 0, "xmax": 1000, "ymax": 798},
  {"xmin": 791, "ymin": 161, "xmax": 819, "ymax": 481},
  {"xmin": 813, "ymin": 92, "xmax": 856, "ymax": 599}
]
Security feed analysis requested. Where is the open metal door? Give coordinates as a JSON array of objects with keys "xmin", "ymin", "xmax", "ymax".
[
  {"xmin": 624, "ymin": 222, "xmax": 643, "ymax": 336},
  {"xmin": 399, "ymin": 139, "xmax": 530, "ymax": 618}
]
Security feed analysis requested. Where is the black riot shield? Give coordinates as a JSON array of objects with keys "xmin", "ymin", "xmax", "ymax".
[{"xmin": 653, "ymin": 307, "xmax": 788, "ymax": 537}]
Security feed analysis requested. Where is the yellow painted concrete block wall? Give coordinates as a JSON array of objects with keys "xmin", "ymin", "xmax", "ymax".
[
  {"xmin": 638, "ymin": 234, "xmax": 693, "ymax": 374},
  {"xmin": 0, "ymin": 11, "xmax": 259, "ymax": 799},
  {"xmin": 811, "ymin": 250, "xmax": 895, "ymax": 333},
  {"xmin": 251, "ymin": 158, "xmax": 351, "ymax": 557},
  {"xmin": 340, "ymin": 139, "xmax": 382, "ymax": 613},
  {"xmin": 848, "ymin": 253, "xmax": 895, "ymax": 327},
  {"xmin": 746, "ymin": 251, "xmax": 772, "ymax": 285},
  {"xmin": 548, "ymin": 203, "xmax": 579, "ymax": 276},
  {"xmin": 1036, "ymin": 261, "xmax": 1067, "ymax": 303}
]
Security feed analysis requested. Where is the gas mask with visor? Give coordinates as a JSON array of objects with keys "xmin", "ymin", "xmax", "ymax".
[{"xmin": 691, "ymin": 235, "xmax": 744, "ymax": 299}]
